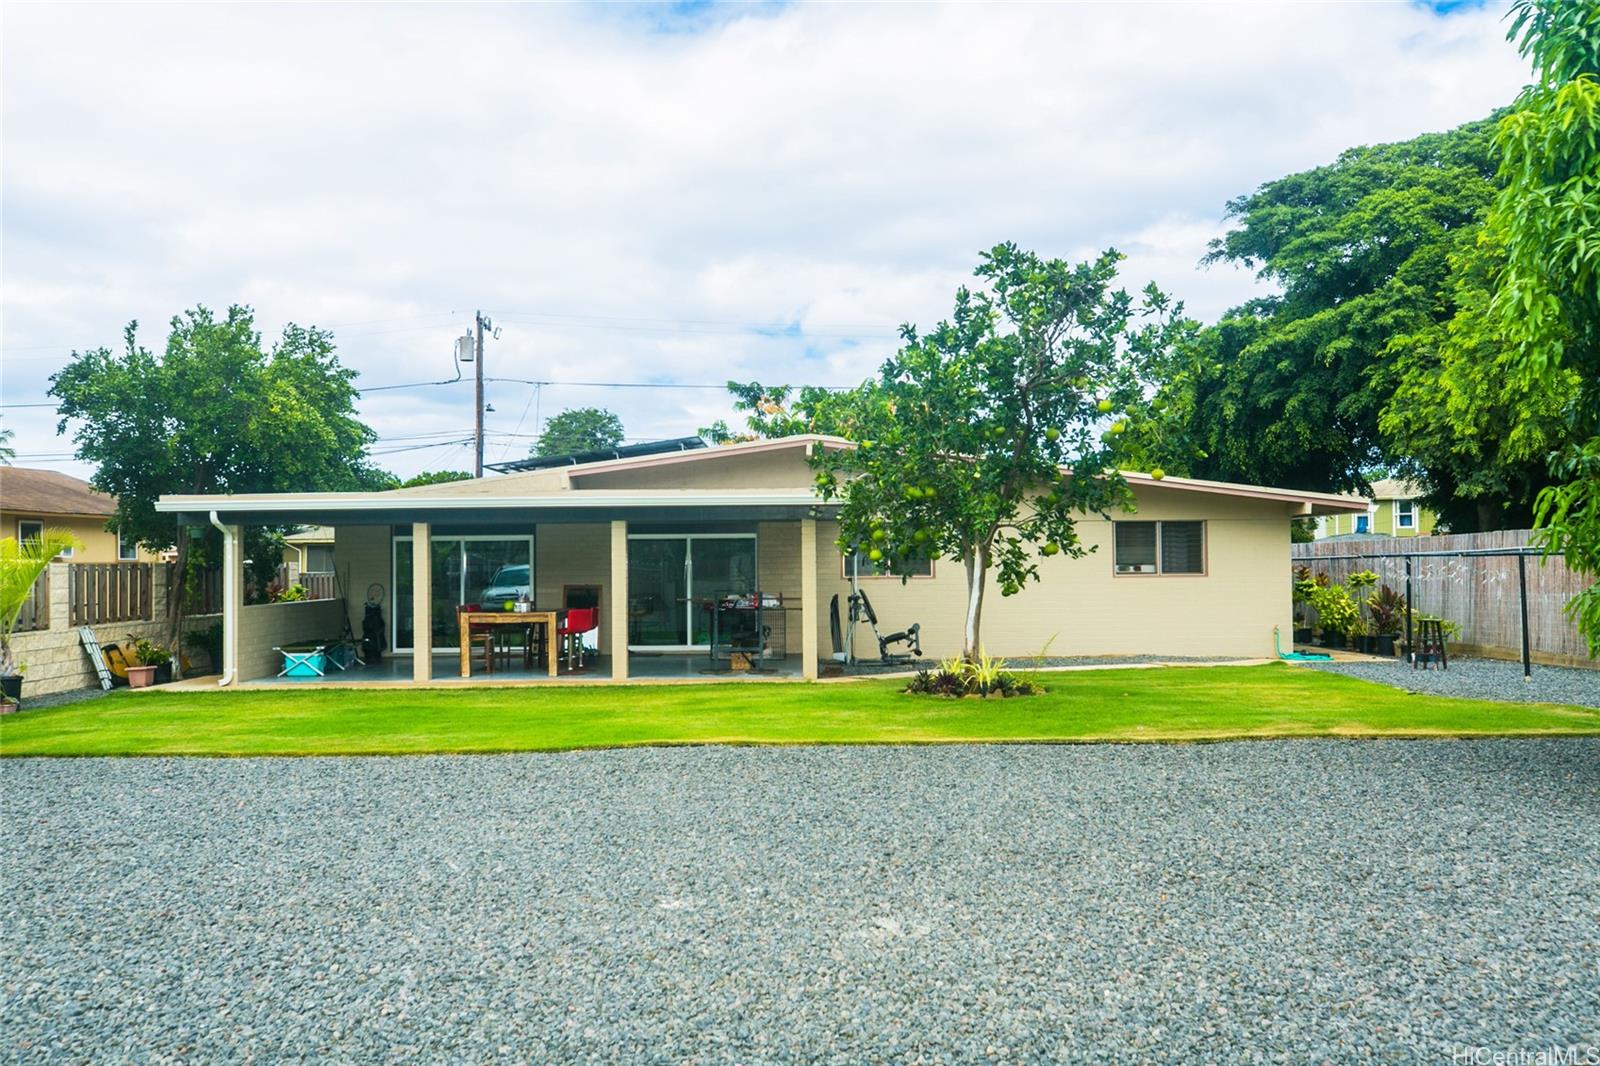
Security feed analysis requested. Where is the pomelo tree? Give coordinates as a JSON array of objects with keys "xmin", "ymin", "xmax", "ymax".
[{"xmin": 811, "ymin": 243, "xmax": 1188, "ymax": 660}]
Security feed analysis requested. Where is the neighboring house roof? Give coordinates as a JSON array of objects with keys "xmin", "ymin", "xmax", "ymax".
[
  {"xmin": 1366, "ymin": 478, "xmax": 1424, "ymax": 501},
  {"xmin": 284, "ymin": 525, "xmax": 335, "ymax": 545},
  {"xmin": 157, "ymin": 433, "xmax": 1370, "ymax": 522},
  {"xmin": 0, "ymin": 467, "xmax": 118, "ymax": 518}
]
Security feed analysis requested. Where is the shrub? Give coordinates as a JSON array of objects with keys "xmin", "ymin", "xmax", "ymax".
[{"xmin": 905, "ymin": 652, "xmax": 1044, "ymax": 698}]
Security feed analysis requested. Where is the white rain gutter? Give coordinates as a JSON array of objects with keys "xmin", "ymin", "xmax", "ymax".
[
  {"xmin": 208, "ymin": 510, "xmax": 236, "ymax": 688},
  {"xmin": 159, "ymin": 492, "xmax": 828, "ymax": 514}
]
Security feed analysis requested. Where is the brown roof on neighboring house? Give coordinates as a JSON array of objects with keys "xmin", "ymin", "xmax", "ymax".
[{"xmin": 0, "ymin": 467, "xmax": 118, "ymax": 517}]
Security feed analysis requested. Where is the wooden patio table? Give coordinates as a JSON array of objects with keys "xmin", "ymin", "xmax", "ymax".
[{"xmin": 458, "ymin": 610, "xmax": 559, "ymax": 678}]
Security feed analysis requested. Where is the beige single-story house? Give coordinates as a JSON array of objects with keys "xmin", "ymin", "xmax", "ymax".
[
  {"xmin": 281, "ymin": 525, "xmax": 336, "ymax": 577},
  {"xmin": 154, "ymin": 435, "xmax": 1367, "ymax": 685},
  {"xmin": 0, "ymin": 467, "xmax": 162, "ymax": 563}
]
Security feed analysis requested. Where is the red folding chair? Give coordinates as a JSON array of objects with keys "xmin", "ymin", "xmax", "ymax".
[{"xmin": 556, "ymin": 607, "xmax": 597, "ymax": 672}]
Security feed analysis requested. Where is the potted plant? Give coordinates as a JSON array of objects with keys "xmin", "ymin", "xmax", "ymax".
[
  {"xmin": 132, "ymin": 638, "xmax": 174, "ymax": 684},
  {"xmin": 1, "ymin": 530, "xmax": 83, "ymax": 707},
  {"xmin": 125, "ymin": 648, "xmax": 158, "ymax": 688},
  {"xmin": 1346, "ymin": 616, "xmax": 1374, "ymax": 654},
  {"xmin": 1309, "ymin": 581, "xmax": 1357, "ymax": 649},
  {"xmin": 1367, "ymin": 584, "xmax": 1405, "ymax": 657}
]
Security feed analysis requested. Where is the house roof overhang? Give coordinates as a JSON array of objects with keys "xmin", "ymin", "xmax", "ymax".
[{"xmin": 155, "ymin": 490, "xmax": 838, "ymax": 528}]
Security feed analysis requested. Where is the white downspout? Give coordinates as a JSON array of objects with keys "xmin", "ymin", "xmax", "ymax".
[{"xmin": 208, "ymin": 510, "xmax": 236, "ymax": 687}]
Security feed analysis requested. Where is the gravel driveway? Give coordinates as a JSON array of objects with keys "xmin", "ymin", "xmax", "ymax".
[
  {"xmin": 1308, "ymin": 656, "xmax": 1600, "ymax": 709},
  {"xmin": 4, "ymin": 743, "xmax": 1597, "ymax": 1063}
]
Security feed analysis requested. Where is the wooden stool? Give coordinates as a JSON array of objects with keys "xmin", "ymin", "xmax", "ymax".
[
  {"xmin": 472, "ymin": 631, "xmax": 498, "ymax": 675},
  {"xmin": 1413, "ymin": 619, "xmax": 1448, "ymax": 671}
]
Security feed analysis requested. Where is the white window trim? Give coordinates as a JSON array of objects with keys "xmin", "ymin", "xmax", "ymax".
[
  {"xmin": 1396, "ymin": 500, "xmax": 1416, "ymax": 530},
  {"xmin": 1113, "ymin": 520, "xmax": 1207, "ymax": 577},
  {"xmin": 117, "ymin": 529, "xmax": 138, "ymax": 560}
]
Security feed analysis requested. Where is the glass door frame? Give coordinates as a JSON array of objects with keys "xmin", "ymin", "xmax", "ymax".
[
  {"xmin": 627, "ymin": 532, "xmax": 757, "ymax": 652},
  {"xmin": 391, "ymin": 533, "xmax": 536, "ymax": 654}
]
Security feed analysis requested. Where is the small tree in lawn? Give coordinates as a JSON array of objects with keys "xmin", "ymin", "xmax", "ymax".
[{"xmin": 813, "ymin": 243, "xmax": 1188, "ymax": 661}]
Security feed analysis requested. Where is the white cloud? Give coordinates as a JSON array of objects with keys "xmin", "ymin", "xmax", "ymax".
[{"xmin": 1, "ymin": 1, "xmax": 1529, "ymax": 479}]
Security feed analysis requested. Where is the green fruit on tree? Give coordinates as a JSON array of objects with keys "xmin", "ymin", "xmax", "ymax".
[
  {"xmin": 871, "ymin": 528, "xmax": 886, "ymax": 542},
  {"xmin": 921, "ymin": 485, "xmax": 935, "ymax": 497},
  {"xmin": 905, "ymin": 486, "xmax": 921, "ymax": 499},
  {"xmin": 1151, "ymin": 468, "xmax": 1165, "ymax": 481},
  {"xmin": 868, "ymin": 548, "xmax": 884, "ymax": 562},
  {"xmin": 1110, "ymin": 421, "xmax": 1126, "ymax": 434},
  {"xmin": 912, "ymin": 529, "xmax": 928, "ymax": 542},
  {"xmin": 1042, "ymin": 541, "xmax": 1060, "ymax": 556},
  {"xmin": 1097, "ymin": 399, "xmax": 1114, "ymax": 414},
  {"xmin": 1045, "ymin": 426, "xmax": 1060, "ymax": 442}
]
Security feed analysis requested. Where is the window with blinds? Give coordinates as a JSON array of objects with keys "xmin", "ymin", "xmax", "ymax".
[
  {"xmin": 1159, "ymin": 521, "xmax": 1205, "ymax": 574},
  {"xmin": 1113, "ymin": 523, "xmax": 1158, "ymax": 573},
  {"xmin": 1114, "ymin": 520, "xmax": 1205, "ymax": 575}
]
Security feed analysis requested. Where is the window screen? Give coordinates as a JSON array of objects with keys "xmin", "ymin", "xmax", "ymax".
[
  {"xmin": 1160, "ymin": 521, "xmax": 1205, "ymax": 574},
  {"xmin": 1114, "ymin": 523, "xmax": 1157, "ymax": 572}
]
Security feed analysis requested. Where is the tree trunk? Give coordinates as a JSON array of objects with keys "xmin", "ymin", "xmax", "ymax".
[
  {"xmin": 168, "ymin": 524, "xmax": 188, "ymax": 680},
  {"xmin": 962, "ymin": 543, "xmax": 989, "ymax": 661}
]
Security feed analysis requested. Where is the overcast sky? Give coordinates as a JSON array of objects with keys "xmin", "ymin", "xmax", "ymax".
[{"xmin": 2, "ymin": 1, "xmax": 1531, "ymax": 481}]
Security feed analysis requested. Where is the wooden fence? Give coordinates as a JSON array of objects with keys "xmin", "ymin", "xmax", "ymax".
[
  {"xmin": 16, "ymin": 571, "xmax": 49, "ymax": 632},
  {"xmin": 185, "ymin": 566, "xmax": 223, "ymax": 615},
  {"xmin": 273, "ymin": 565, "xmax": 336, "ymax": 602},
  {"xmin": 1293, "ymin": 530, "xmax": 1595, "ymax": 666},
  {"xmin": 300, "ymin": 572, "xmax": 337, "ymax": 601},
  {"xmin": 69, "ymin": 563, "xmax": 155, "ymax": 627}
]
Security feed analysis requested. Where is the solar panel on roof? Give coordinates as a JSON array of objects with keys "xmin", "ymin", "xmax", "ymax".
[{"xmin": 484, "ymin": 436, "xmax": 708, "ymax": 474}]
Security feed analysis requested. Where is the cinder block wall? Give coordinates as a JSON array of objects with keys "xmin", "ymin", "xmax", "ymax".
[
  {"xmin": 8, "ymin": 562, "xmax": 217, "ymax": 698},
  {"xmin": 235, "ymin": 599, "xmax": 344, "ymax": 682}
]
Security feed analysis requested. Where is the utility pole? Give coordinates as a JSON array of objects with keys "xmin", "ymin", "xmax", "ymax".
[{"xmin": 474, "ymin": 310, "xmax": 486, "ymax": 478}]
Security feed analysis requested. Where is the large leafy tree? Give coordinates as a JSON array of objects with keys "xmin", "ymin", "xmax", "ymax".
[
  {"xmin": 533, "ymin": 407, "xmax": 624, "ymax": 457},
  {"xmin": 1379, "ymin": 232, "xmax": 1579, "ymax": 531},
  {"xmin": 1489, "ymin": 0, "xmax": 1600, "ymax": 652},
  {"xmin": 699, "ymin": 382, "xmax": 843, "ymax": 443},
  {"xmin": 50, "ymin": 305, "xmax": 386, "ymax": 657},
  {"xmin": 399, "ymin": 470, "xmax": 472, "ymax": 488},
  {"xmin": 1135, "ymin": 118, "xmax": 1503, "ymax": 504},
  {"xmin": 813, "ymin": 244, "xmax": 1186, "ymax": 660}
]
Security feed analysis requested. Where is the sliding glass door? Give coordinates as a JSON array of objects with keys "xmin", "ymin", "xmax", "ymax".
[
  {"xmin": 628, "ymin": 534, "xmax": 756, "ymax": 650},
  {"xmin": 393, "ymin": 535, "xmax": 534, "ymax": 652}
]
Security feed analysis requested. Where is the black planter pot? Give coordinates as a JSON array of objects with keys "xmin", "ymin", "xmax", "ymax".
[
  {"xmin": 1357, "ymin": 635, "xmax": 1376, "ymax": 654},
  {"xmin": 153, "ymin": 663, "xmax": 173, "ymax": 685},
  {"xmin": 1319, "ymin": 633, "xmax": 1344, "ymax": 649},
  {"xmin": 0, "ymin": 674, "xmax": 21, "ymax": 703},
  {"xmin": 1293, "ymin": 627, "xmax": 1314, "ymax": 644},
  {"xmin": 1374, "ymin": 634, "xmax": 1396, "ymax": 657}
]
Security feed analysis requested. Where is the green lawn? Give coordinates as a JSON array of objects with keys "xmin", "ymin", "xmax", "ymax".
[{"xmin": 1, "ymin": 664, "xmax": 1596, "ymax": 757}]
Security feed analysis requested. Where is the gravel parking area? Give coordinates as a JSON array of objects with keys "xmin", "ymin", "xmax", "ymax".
[
  {"xmin": 5, "ymin": 743, "xmax": 1598, "ymax": 1062},
  {"xmin": 1309, "ymin": 655, "xmax": 1600, "ymax": 709}
]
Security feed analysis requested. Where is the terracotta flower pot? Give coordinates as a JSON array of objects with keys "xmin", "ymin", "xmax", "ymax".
[{"xmin": 126, "ymin": 665, "xmax": 158, "ymax": 689}]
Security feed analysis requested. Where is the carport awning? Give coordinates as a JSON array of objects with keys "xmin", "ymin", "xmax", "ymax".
[{"xmin": 154, "ymin": 489, "xmax": 838, "ymax": 527}]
